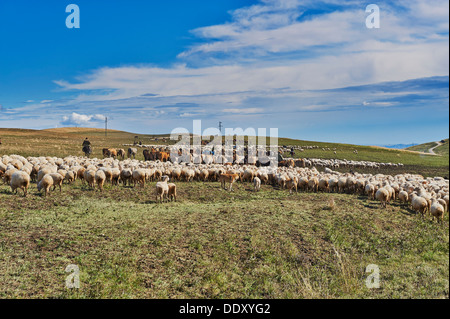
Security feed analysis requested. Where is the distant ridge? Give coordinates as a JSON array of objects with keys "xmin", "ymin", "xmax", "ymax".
[
  {"xmin": 379, "ymin": 143, "xmax": 418, "ymax": 149},
  {"xmin": 42, "ymin": 127, "xmax": 122, "ymax": 133}
]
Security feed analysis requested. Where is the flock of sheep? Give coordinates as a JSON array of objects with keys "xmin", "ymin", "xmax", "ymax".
[
  {"xmin": 122, "ymin": 144, "xmax": 404, "ymax": 170},
  {"xmin": 0, "ymin": 153, "xmax": 448, "ymax": 223}
]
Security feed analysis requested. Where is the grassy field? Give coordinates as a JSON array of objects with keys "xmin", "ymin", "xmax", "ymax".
[
  {"xmin": 0, "ymin": 127, "xmax": 449, "ymax": 299},
  {"xmin": 0, "ymin": 180, "xmax": 448, "ymax": 298}
]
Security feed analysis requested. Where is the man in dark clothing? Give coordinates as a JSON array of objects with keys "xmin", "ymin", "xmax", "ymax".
[
  {"xmin": 278, "ymin": 151, "xmax": 284, "ymax": 163},
  {"xmin": 82, "ymin": 138, "xmax": 92, "ymax": 157},
  {"xmin": 290, "ymin": 147, "xmax": 295, "ymax": 157},
  {"xmin": 82, "ymin": 137, "xmax": 91, "ymax": 147}
]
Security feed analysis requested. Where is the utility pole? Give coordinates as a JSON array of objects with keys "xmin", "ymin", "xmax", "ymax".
[
  {"xmin": 219, "ymin": 121, "xmax": 223, "ymax": 134},
  {"xmin": 105, "ymin": 117, "xmax": 107, "ymax": 137}
]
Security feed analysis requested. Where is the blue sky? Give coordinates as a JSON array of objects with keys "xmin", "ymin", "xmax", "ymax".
[{"xmin": 0, "ymin": 0, "xmax": 448, "ymax": 145}]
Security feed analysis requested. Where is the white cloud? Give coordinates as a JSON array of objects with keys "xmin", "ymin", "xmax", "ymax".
[
  {"xmin": 61, "ymin": 112, "xmax": 106, "ymax": 126},
  {"xmin": 54, "ymin": 0, "xmax": 448, "ymax": 105}
]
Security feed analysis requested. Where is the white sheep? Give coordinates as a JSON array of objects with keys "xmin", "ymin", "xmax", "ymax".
[
  {"xmin": 132, "ymin": 169, "xmax": 146, "ymax": 187},
  {"xmin": 156, "ymin": 175, "xmax": 170, "ymax": 203},
  {"xmin": 430, "ymin": 199, "xmax": 445, "ymax": 223},
  {"xmin": 375, "ymin": 187, "xmax": 390, "ymax": 208},
  {"xmin": 49, "ymin": 173, "xmax": 64, "ymax": 193},
  {"xmin": 10, "ymin": 171, "xmax": 30, "ymax": 197},
  {"xmin": 410, "ymin": 193, "xmax": 428, "ymax": 216},
  {"xmin": 253, "ymin": 176, "xmax": 261, "ymax": 192},
  {"xmin": 95, "ymin": 170, "xmax": 106, "ymax": 191},
  {"xmin": 37, "ymin": 174, "xmax": 54, "ymax": 197},
  {"xmin": 398, "ymin": 190, "xmax": 409, "ymax": 206}
]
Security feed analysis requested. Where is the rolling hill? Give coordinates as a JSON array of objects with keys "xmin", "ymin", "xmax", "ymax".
[{"xmin": 406, "ymin": 138, "xmax": 449, "ymax": 156}]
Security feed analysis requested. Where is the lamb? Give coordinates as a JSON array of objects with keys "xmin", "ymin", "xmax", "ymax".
[
  {"xmin": 443, "ymin": 195, "xmax": 449, "ymax": 212},
  {"xmin": 253, "ymin": 176, "xmax": 261, "ymax": 192},
  {"xmin": 132, "ymin": 169, "xmax": 146, "ymax": 187},
  {"xmin": 277, "ymin": 175, "xmax": 287, "ymax": 189},
  {"xmin": 365, "ymin": 183, "xmax": 375, "ymax": 200},
  {"xmin": 95, "ymin": 170, "xmax": 106, "ymax": 191},
  {"xmin": 286, "ymin": 179, "xmax": 297, "ymax": 194},
  {"xmin": 37, "ymin": 174, "xmax": 54, "ymax": 197},
  {"xmin": 338, "ymin": 177, "xmax": 347, "ymax": 193},
  {"xmin": 184, "ymin": 169, "xmax": 195, "ymax": 182},
  {"xmin": 77, "ymin": 167, "xmax": 86, "ymax": 183},
  {"xmin": 375, "ymin": 187, "xmax": 390, "ymax": 208},
  {"xmin": 64, "ymin": 170, "xmax": 75, "ymax": 184},
  {"xmin": 10, "ymin": 171, "xmax": 30, "ymax": 197},
  {"xmin": 171, "ymin": 168, "xmax": 182, "ymax": 181},
  {"xmin": 437, "ymin": 198, "xmax": 447, "ymax": 213},
  {"xmin": 49, "ymin": 173, "xmax": 64, "ymax": 192},
  {"xmin": 398, "ymin": 190, "xmax": 409, "ymax": 206},
  {"xmin": 3, "ymin": 168, "xmax": 18, "ymax": 185},
  {"xmin": 167, "ymin": 183, "xmax": 177, "ymax": 202},
  {"xmin": 430, "ymin": 199, "xmax": 445, "ymax": 223},
  {"xmin": 100, "ymin": 167, "xmax": 112, "ymax": 184},
  {"xmin": 258, "ymin": 172, "xmax": 269, "ymax": 185},
  {"xmin": 298, "ymin": 177, "xmax": 308, "ymax": 191},
  {"xmin": 84, "ymin": 169, "xmax": 96, "ymax": 188},
  {"xmin": 37, "ymin": 167, "xmax": 54, "ymax": 183},
  {"xmin": 111, "ymin": 168, "xmax": 121, "ymax": 185},
  {"xmin": 410, "ymin": 193, "xmax": 429, "ymax": 216},
  {"xmin": 241, "ymin": 169, "xmax": 254, "ymax": 183},
  {"xmin": 318, "ymin": 178, "xmax": 329, "ymax": 192},
  {"xmin": 156, "ymin": 175, "xmax": 170, "ymax": 203},
  {"xmin": 329, "ymin": 178, "xmax": 339, "ymax": 193},
  {"xmin": 120, "ymin": 168, "xmax": 133, "ymax": 186},
  {"xmin": 199, "ymin": 169, "xmax": 209, "ymax": 182},
  {"xmin": 308, "ymin": 177, "xmax": 319, "ymax": 192}
]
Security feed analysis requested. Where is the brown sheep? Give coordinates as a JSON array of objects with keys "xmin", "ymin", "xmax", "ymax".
[{"xmin": 168, "ymin": 183, "xmax": 177, "ymax": 202}]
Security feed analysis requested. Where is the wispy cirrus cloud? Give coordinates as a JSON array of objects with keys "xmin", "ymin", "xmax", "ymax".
[{"xmin": 54, "ymin": 0, "xmax": 448, "ymax": 104}]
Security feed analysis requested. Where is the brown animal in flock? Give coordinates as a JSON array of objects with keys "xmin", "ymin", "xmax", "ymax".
[
  {"xmin": 294, "ymin": 158, "xmax": 306, "ymax": 168},
  {"xmin": 102, "ymin": 148, "xmax": 118, "ymax": 159},
  {"xmin": 219, "ymin": 173, "xmax": 239, "ymax": 191},
  {"xmin": 143, "ymin": 149, "xmax": 158, "ymax": 161},
  {"xmin": 157, "ymin": 151, "xmax": 170, "ymax": 162},
  {"xmin": 117, "ymin": 149, "xmax": 126, "ymax": 160},
  {"xmin": 279, "ymin": 159, "xmax": 295, "ymax": 168},
  {"xmin": 108, "ymin": 148, "xmax": 117, "ymax": 158}
]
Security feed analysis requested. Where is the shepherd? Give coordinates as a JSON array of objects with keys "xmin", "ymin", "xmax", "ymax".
[{"xmin": 82, "ymin": 137, "xmax": 92, "ymax": 157}]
